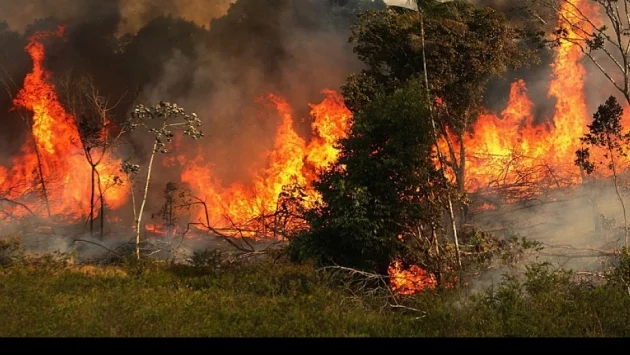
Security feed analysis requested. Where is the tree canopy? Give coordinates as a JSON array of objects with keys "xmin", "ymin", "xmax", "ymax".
[
  {"xmin": 342, "ymin": 1, "xmax": 536, "ymax": 195},
  {"xmin": 290, "ymin": 79, "xmax": 445, "ymax": 274},
  {"xmin": 343, "ymin": 1, "xmax": 533, "ymax": 117}
]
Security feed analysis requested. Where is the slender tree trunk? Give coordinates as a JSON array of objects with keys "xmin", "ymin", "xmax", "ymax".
[
  {"xmin": 32, "ymin": 140, "xmax": 51, "ymax": 216},
  {"xmin": 129, "ymin": 180, "xmax": 137, "ymax": 224},
  {"xmin": 419, "ymin": 10, "xmax": 462, "ymax": 269},
  {"xmin": 431, "ymin": 225, "xmax": 442, "ymax": 287},
  {"xmin": 90, "ymin": 166, "xmax": 96, "ymax": 237},
  {"xmin": 610, "ymin": 153, "xmax": 628, "ymax": 248},
  {"xmin": 169, "ymin": 201, "xmax": 174, "ymax": 238},
  {"xmin": 136, "ymin": 140, "xmax": 159, "ymax": 260},
  {"xmin": 96, "ymin": 170, "xmax": 105, "ymax": 240}
]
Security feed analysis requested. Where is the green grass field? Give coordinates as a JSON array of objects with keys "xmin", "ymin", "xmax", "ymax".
[{"xmin": 1, "ymin": 256, "xmax": 630, "ymax": 337}]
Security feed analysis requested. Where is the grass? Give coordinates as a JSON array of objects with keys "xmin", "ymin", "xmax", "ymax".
[
  {"xmin": 1, "ymin": 255, "xmax": 630, "ymax": 337},
  {"xmin": 0, "ymin": 260, "xmax": 417, "ymax": 337}
]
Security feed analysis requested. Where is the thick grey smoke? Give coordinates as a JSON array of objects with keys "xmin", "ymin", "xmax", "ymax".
[{"xmin": 132, "ymin": 1, "xmax": 386, "ymax": 193}]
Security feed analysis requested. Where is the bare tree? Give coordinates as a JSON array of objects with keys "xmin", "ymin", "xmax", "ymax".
[
  {"xmin": 528, "ymin": 0, "xmax": 630, "ymax": 105},
  {"xmin": 56, "ymin": 74, "xmax": 127, "ymax": 239},
  {"xmin": 123, "ymin": 101, "xmax": 203, "ymax": 260}
]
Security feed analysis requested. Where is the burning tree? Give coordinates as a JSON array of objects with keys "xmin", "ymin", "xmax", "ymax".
[
  {"xmin": 343, "ymin": 1, "xmax": 535, "ymax": 209},
  {"xmin": 1, "ymin": 26, "xmax": 128, "ymax": 226},
  {"xmin": 527, "ymin": 0, "xmax": 630, "ymax": 106},
  {"xmin": 56, "ymin": 75, "xmax": 127, "ymax": 239},
  {"xmin": 152, "ymin": 182, "xmax": 181, "ymax": 239},
  {"xmin": 122, "ymin": 101, "xmax": 203, "ymax": 260},
  {"xmin": 290, "ymin": 79, "xmax": 452, "ymax": 277},
  {"xmin": 576, "ymin": 96, "xmax": 630, "ymax": 248}
]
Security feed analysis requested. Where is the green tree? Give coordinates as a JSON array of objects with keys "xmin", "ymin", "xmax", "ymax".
[
  {"xmin": 289, "ymin": 79, "xmax": 448, "ymax": 275},
  {"xmin": 575, "ymin": 96, "xmax": 630, "ymax": 248},
  {"xmin": 343, "ymin": 1, "xmax": 534, "ymax": 196}
]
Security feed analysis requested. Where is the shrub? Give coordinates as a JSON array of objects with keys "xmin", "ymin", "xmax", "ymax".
[{"xmin": 0, "ymin": 236, "xmax": 24, "ymax": 267}]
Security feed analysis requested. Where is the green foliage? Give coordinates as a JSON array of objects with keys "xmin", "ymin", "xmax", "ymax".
[
  {"xmin": 189, "ymin": 249, "xmax": 223, "ymax": 270},
  {"xmin": 576, "ymin": 96, "xmax": 630, "ymax": 174},
  {"xmin": 343, "ymin": 2, "xmax": 535, "ymax": 117},
  {"xmin": 2, "ymin": 259, "xmax": 630, "ymax": 336},
  {"xmin": 125, "ymin": 101, "xmax": 204, "ymax": 154},
  {"xmin": 605, "ymin": 248, "xmax": 630, "ymax": 291},
  {"xmin": 291, "ymin": 79, "xmax": 445, "ymax": 274},
  {"xmin": 471, "ymin": 262, "xmax": 630, "ymax": 337}
]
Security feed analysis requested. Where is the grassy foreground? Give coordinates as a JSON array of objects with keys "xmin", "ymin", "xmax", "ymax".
[{"xmin": 1, "ymin": 257, "xmax": 630, "ymax": 337}]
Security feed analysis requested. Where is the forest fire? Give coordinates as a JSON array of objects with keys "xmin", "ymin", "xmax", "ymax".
[
  {"xmin": 181, "ymin": 90, "xmax": 352, "ymax": 232},
  {"xmin": 0, "ymin": 26, "xmax": 354, "ymax": 231},
  {"xmin": 0, "ymin": 1, "xmax": 626, "ymax": 297},
  {"xmin": 440, "ymin": 0, "xmax": 628, "ymax": 202},
  {"xmin": 0, "ymin": 27, "xmax": 128, "ymax": 219}
]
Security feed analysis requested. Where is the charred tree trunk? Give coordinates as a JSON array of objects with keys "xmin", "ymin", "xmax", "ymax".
[
  {"xmin": 32, "ymin": 140, "xmax": 51, "ymax": 217},
  {"xmin": 431, "ymin": 225, "xmax": 442, "ymax": 287},
  {"xmin": 609, "ymin": 152, "xmax": 628, "ymax": 249},
  {"xmin": 578, "ymin": 165, "xmax": 601, "ymax": 235},
  {"xmin": 167, "ymin": 199, "xmax": 173, "ymax": 239},
  {"xmin": 90, "ymin": 165, "xmax": 96, "ymax": 237},
  {"xmin": 95, "ymin": 169, "xmax": 105, "ymax": 240}
]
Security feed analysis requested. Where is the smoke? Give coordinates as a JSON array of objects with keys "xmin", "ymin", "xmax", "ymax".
[
  {"xmin": 116, "ymin": 0, "xmax": 234, "ymax": 35},
  {"xmin": 473, "ymin": 181, "xmax": 624, "ymax": 275},
  {"xmin": 1, "ymin": 0, "xmax": 625, "ymax": 279},
  {"xmin": 131, "ymin": 0, "xmax": 387, "ymax": 195},
  {"xmin": 0, "ymin": 0, "xmax": 233, "ymax": 34},
  {"xmin": 0, "ymin": 0, "xmax": 119, "ymax": 33}
]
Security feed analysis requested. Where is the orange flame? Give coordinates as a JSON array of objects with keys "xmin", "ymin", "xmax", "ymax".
[
  {"xmin": 0, "ymin": 27, "xmax": 128, "ymax": 219},
  {"xmin": 181, "ymin": 90, "xmax": 352, "ymax": 233},
  {"xmin": 439, "ymin": 1, "xmax": 612, "ymax": 195},
  {"xmin": 388, "ymin": 260, "xmax": 438, "ymax": 295}
]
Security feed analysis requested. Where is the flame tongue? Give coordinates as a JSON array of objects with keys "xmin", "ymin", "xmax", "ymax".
[
  {"xmin": 441, "ymin": 0, "xmax": 610, "ymax": 196},
  {"xmin": 182, "ymin": 90, "xmax": 352, "ymax": 233},
  {"xmin": 0, "ymin": 27, "xmax": 128, "ymax": 219},
  {"xmin": 388, "ymin": 260, "xmax": 438, "ymax": 295}
]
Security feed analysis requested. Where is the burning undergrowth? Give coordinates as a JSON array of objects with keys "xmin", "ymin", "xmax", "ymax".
[{"xmin": 0, "ymin": 0, "xmax": 629, "ymax": 296}]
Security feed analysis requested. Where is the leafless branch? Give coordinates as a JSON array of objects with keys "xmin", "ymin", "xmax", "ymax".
[{"xmin": 73, "ymin": 239, "xmax": 121, "ymax": 256}]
